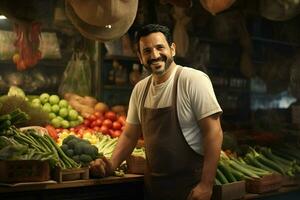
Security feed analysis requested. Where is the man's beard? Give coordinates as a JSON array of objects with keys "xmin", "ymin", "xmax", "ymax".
[{"xmin": 144, "ymin": 55, "xmax": 173, "ymax": 75}]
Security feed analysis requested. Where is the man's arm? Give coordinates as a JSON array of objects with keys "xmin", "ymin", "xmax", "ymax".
[
  {"xmin": 188, "ymin": 113, "xmax": 223, "ymax": 200},
  {"xmin": 199, "ymin": 113, "xmax": 223, "ymax": 187},
  {"xmin": 109, "ymin": 122, "xmax": 142, "ymax": 170},
  {"xmin": 89, "ymin": 122, "xmax": 142, "ymax": 177}
]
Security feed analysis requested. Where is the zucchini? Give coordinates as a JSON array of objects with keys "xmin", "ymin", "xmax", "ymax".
[
  {"xmin": 216, "ymin": 168, "xmax": 229, "ymax": 184},
  {"xmin": 218, "ymin": 161, "xmax": 236, "ymax": 183},
  {"xmin": 256, "ymin": 155, "xmax": 285, "ymax": 175}
]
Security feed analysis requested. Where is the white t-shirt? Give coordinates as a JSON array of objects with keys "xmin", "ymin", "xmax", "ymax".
[{"xmin": 127, "ymin": 65, "xmax": 222, "ymax": 155}]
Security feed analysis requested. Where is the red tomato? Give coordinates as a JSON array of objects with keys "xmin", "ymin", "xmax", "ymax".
[
  {"xmin": 111, "ymin": 130, "xmax": 122, "ymax": 138},
  {"xmin": 112, "ymin": 121, "xmax": 122, "ymax": 130},
  {"xmin": 109, "ymin": 129, "xmax": 114, "ymax": 136},
  {"xmin": 88, "ymin": 114, "xmax": 97, "ymax": 121},
  {"xmin": 105, "ymin": 111, "xmax": 117, "ymax": 121},
  {"xmin": 103, "ymin": 119, "xmax": 113, "ymax": 129},
  {"xmin": 118, "ymin": 115, "xmax": 126, "ymax": 126},
  {"xmin": 90, "ymin": 121, "xmax": 98, "ymax": 128},
  {"xmin": 100, "ymin": 126, "xmax": 109, "ymax": 135},
  {"xmin": 93, "ymin": 126, "xmax": 100, "ymax": 132},
  {"xmin": 83, "ymin": 119, "xmax": 91, "ymax": 127},
  {"xmin": 94, "ymin": 111, "xmax": 103, "ymax": 118},
  {"xmin": 95, "ymin": 119, "xmax": 103, "ymax": 126},
  {"xmin": 121, "ymin": 126, "xmax": 125, "ymax": 131}
]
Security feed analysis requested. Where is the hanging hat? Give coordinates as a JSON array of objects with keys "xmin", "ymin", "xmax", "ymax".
[
  {"xmin": 260, "ymin": 0, "xmax": 300, "ymax": 21},
  {"xmin": 160, "ymin": 0, "xmax": 192, "ymax": 8},
  {"xmin": 65, "ymin": 0, "xmax": 138, "ymax": 41},
  {"xmin": 200, "ymin": 0, "xmax": 236, "ymax": 15}
]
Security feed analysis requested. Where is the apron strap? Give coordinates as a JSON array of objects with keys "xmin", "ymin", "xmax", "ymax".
[{"xmin": 141, "ymin": 76, "xmax": 152, "ymax": 123}]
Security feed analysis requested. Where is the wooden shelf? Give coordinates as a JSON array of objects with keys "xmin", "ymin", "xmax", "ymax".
[
  {"xmin": 103, "ymin": 85, "xmax": 133, "ymax": 91},
  {"xmin": 0, "ymin": 59, "xmax": 67, "ymax": 67},
  {"xmin": 104, "ymin": 55, "xmax": 138, "ymax": 62},
  {"xmin": 251, "ymin": 36, "xmax": 300, "ymax": 47}
]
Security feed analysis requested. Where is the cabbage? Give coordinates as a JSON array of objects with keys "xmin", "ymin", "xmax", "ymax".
[{"xmin": 7, "ymin": 86, "xmax": 28, "ymax": 101}]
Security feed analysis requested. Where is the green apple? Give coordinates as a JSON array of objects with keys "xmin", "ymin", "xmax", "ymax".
[
  {"xmin": 58, "ymin": 99, "xmax": 69, "ymax": 108},
  {"xmin": 42, "ymin": 103, "xmax": 52, "ymax": 113},
  {"xmin": 49, "ymin": 95, "xmax": 60, "ymax": 105},
  {"xmin": 31, "ymin": 101, "xmax": 41, "ymax": 108},
  {"xmin": 59, "ymin": 108, "xmax": 68, "ymax": 118},
  {"xmin": 39, "ymin": 93, "xmax": 50, "ymax": 104},
  {"xmin": 78, "ymin": 116, "xmax": 83, "ymax": 123},
  {"xmin": 51, "ymin": 118, "xmax": 61, "ymax": 128},
  {"xmin": 69, "ymin": 120, "xmax": 79, "ymax": 127},
  {"xmin": 61, "ymin": 120, "xmax": 70, "ymax": 129},
  {"xmin": 56, "ymin": 116, "xmax": 64, "ymax": 122},
  {"xmin": 49, "ymin": 112, "xmax": 56, "ymax": 119},
  {"xmin": 51, "ymin": 104, "xmax": 60, "ymax": 113},
  {"xmin": 68, "ymin": 109, "xmax": 78, "ymax": 121},
  {"xmin": 32, "ymin": 98, "xmax": 41, "ymax": 104}
]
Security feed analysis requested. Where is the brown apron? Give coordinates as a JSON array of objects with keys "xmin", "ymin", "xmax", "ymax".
[{"xmin": 141, "ymin": 67, "xmax": 204, "ymax": 200}]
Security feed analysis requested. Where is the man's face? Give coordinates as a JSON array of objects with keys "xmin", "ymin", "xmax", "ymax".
[{"xmin": 138, "ymin": 32, "xmax": 175, "ymax": 76}]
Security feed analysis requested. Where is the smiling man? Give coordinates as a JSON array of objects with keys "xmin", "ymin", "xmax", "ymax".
[{"xmin": 90, "ymin": 24, "xmax": 223, "ymax": 200}]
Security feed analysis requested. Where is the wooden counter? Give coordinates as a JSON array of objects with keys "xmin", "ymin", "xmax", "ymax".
[{"xmin": 0, "ymin": 174, "xmax": 144, "ymax": 200}]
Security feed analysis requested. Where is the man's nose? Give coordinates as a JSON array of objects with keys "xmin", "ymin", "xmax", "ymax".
[{"xmin": 150, "ymin": 49, "xmax": 160, "ymax": 59}]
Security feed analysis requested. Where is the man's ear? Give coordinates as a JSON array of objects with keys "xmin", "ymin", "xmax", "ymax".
[{"xmin": 171, "ymin": 43, "xmax": 176, "ymax": 57}]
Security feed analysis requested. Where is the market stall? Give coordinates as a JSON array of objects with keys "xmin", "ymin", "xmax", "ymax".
[{"xmin": 0, "ymin": 0, "xmax": 300, "ymax": 200}]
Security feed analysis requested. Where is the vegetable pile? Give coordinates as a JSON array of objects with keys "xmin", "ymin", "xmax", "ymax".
[{"xmin": 60, "ymin": 135, "xmax": 100, "ymax": 166}]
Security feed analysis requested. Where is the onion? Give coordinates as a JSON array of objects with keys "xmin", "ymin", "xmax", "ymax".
[{"xmin": 94, "ymin": 102, "xmax": 109, "ymax": 113}]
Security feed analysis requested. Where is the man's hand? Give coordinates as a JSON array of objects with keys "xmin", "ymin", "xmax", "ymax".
[
  {"xmin": 186, "ymin": 183, "xmax": 213, "ymax": 200},
  {"xmin": 89, "ymin": 157, "xmax": 114, "ymax": 178}
]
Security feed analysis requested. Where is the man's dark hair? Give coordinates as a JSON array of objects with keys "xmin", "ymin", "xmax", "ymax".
[{"xmin": 135, "ymin": 24, "xmax": 173, "ymax": 51}]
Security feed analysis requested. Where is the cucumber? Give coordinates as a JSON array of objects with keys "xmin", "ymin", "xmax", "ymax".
[
  {"xmin": 229, "ymin": 160, "xmax": 260, "ymax": 179},
  {"xmin": 216, "ymin": 168, "xmax": 229, "ymax": 184},
  {"xmin": 256, "ymin": 155, "xmax": 285, "ymax": 174},
  {"xmin": 218, "ymin": 161, "xmax": 236, "ymax": 183}
]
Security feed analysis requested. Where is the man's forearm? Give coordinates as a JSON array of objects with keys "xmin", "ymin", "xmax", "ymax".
[
  {"xmin": 110, "ymin": 128, "xmax": 140, "ymax": 170},
  {"xmin": 200, "ymin": 128, "xmax": 223, "ymax": 187}
]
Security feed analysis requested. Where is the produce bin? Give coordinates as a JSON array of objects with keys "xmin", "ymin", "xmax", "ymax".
[
  {"xmin": 211, "ymin": 180, "xmax": 246, "ymax": 200},
  {"xmin": 126, "ymin": 155, "xmax": 146, "ymax": 174},
  {"xmin": 52, "ymin": 167, "xmax": 89, "ymax": 183},
  {"xmin": 246, "ymin": 173, "xmax": 283, "ymax": 194},
  {"xmin": 0, "ymin": 160, "xmax": 50, "ymax": 183}
]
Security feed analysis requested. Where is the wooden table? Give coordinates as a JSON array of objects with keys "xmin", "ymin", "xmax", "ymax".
[{"xmin": 0, "ymin": 174, "xmax": 144, "ymax": 200}]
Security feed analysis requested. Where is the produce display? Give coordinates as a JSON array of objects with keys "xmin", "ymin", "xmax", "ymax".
[{"xmin": 30, "ymin": 92, "xmax": 83, "ymax": 128}]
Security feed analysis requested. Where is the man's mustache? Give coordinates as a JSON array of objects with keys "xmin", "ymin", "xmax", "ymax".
[{"xmin": 147, "ymin": 55, "xmax": 167, "ymax": 65}]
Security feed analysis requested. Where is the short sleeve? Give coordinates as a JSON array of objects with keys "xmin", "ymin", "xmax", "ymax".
[
  {"xmin": 188, "ymin": 72, "xmax": 222, "ymax": 120},
  {"xmin": 126, "ymin": 85, "xmax": 141, "ymax": 125}
]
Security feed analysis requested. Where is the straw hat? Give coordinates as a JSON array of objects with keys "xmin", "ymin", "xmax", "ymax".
[
  {"xmin": 260, "ymin": 0, "xmax": 300, "ymax": 21},
  {"xmin": 160, "ymin": 0, "xmax": 192, "ymax": 8},
  {"xmin": 65, "ymin": 0, "xmax": 138, "ymax": 41}
]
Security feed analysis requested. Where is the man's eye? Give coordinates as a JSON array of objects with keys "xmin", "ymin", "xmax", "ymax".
[{"xmin": 143, "ymin": 49, "xmax": 151, "ymax": 54}]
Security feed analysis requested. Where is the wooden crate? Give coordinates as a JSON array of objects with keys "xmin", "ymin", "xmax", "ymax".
[
  {"xmin": 211, "ymin": 181, "xmax": 246, "ymax": 200},
  {"xmin": 126, "ymin": 155, "xmax": 146, "ymax": 174},
  {"xmin": 53, "ymin": 167, "xmax": 89, "ymax": 183},
  {"xmin": 0, "ymin": 160, "xmax": 50, "ymax": 183},
  {"xmin": 246, "ymin": 173, "xmax": 283, "ymax": 194}
]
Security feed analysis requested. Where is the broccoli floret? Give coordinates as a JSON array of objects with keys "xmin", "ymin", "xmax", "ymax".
[
  {"xmin": 60, "ymin": 144, "xmax": 68, "ymax": 153},
  {"xmin": 72, "ymin": 155, "xmax": 80, "ymax": 163},
  {"xmin": 66, "ymin": 149, "xmax": 74, "ymax": 157},
  {"xmin": 67, "ymin": 138, "xmax": 79, "ymax": 149},
  {"xmin": 79, "ymin": 154, "xmax": 92, "ymax": 164},
  {"xmin": 63, "ymin": 135, "xmax": 78, "ymax": 145},
  {"xmin": 74, "ymin": 142, "xmax": 84, "ymax": 155}
]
